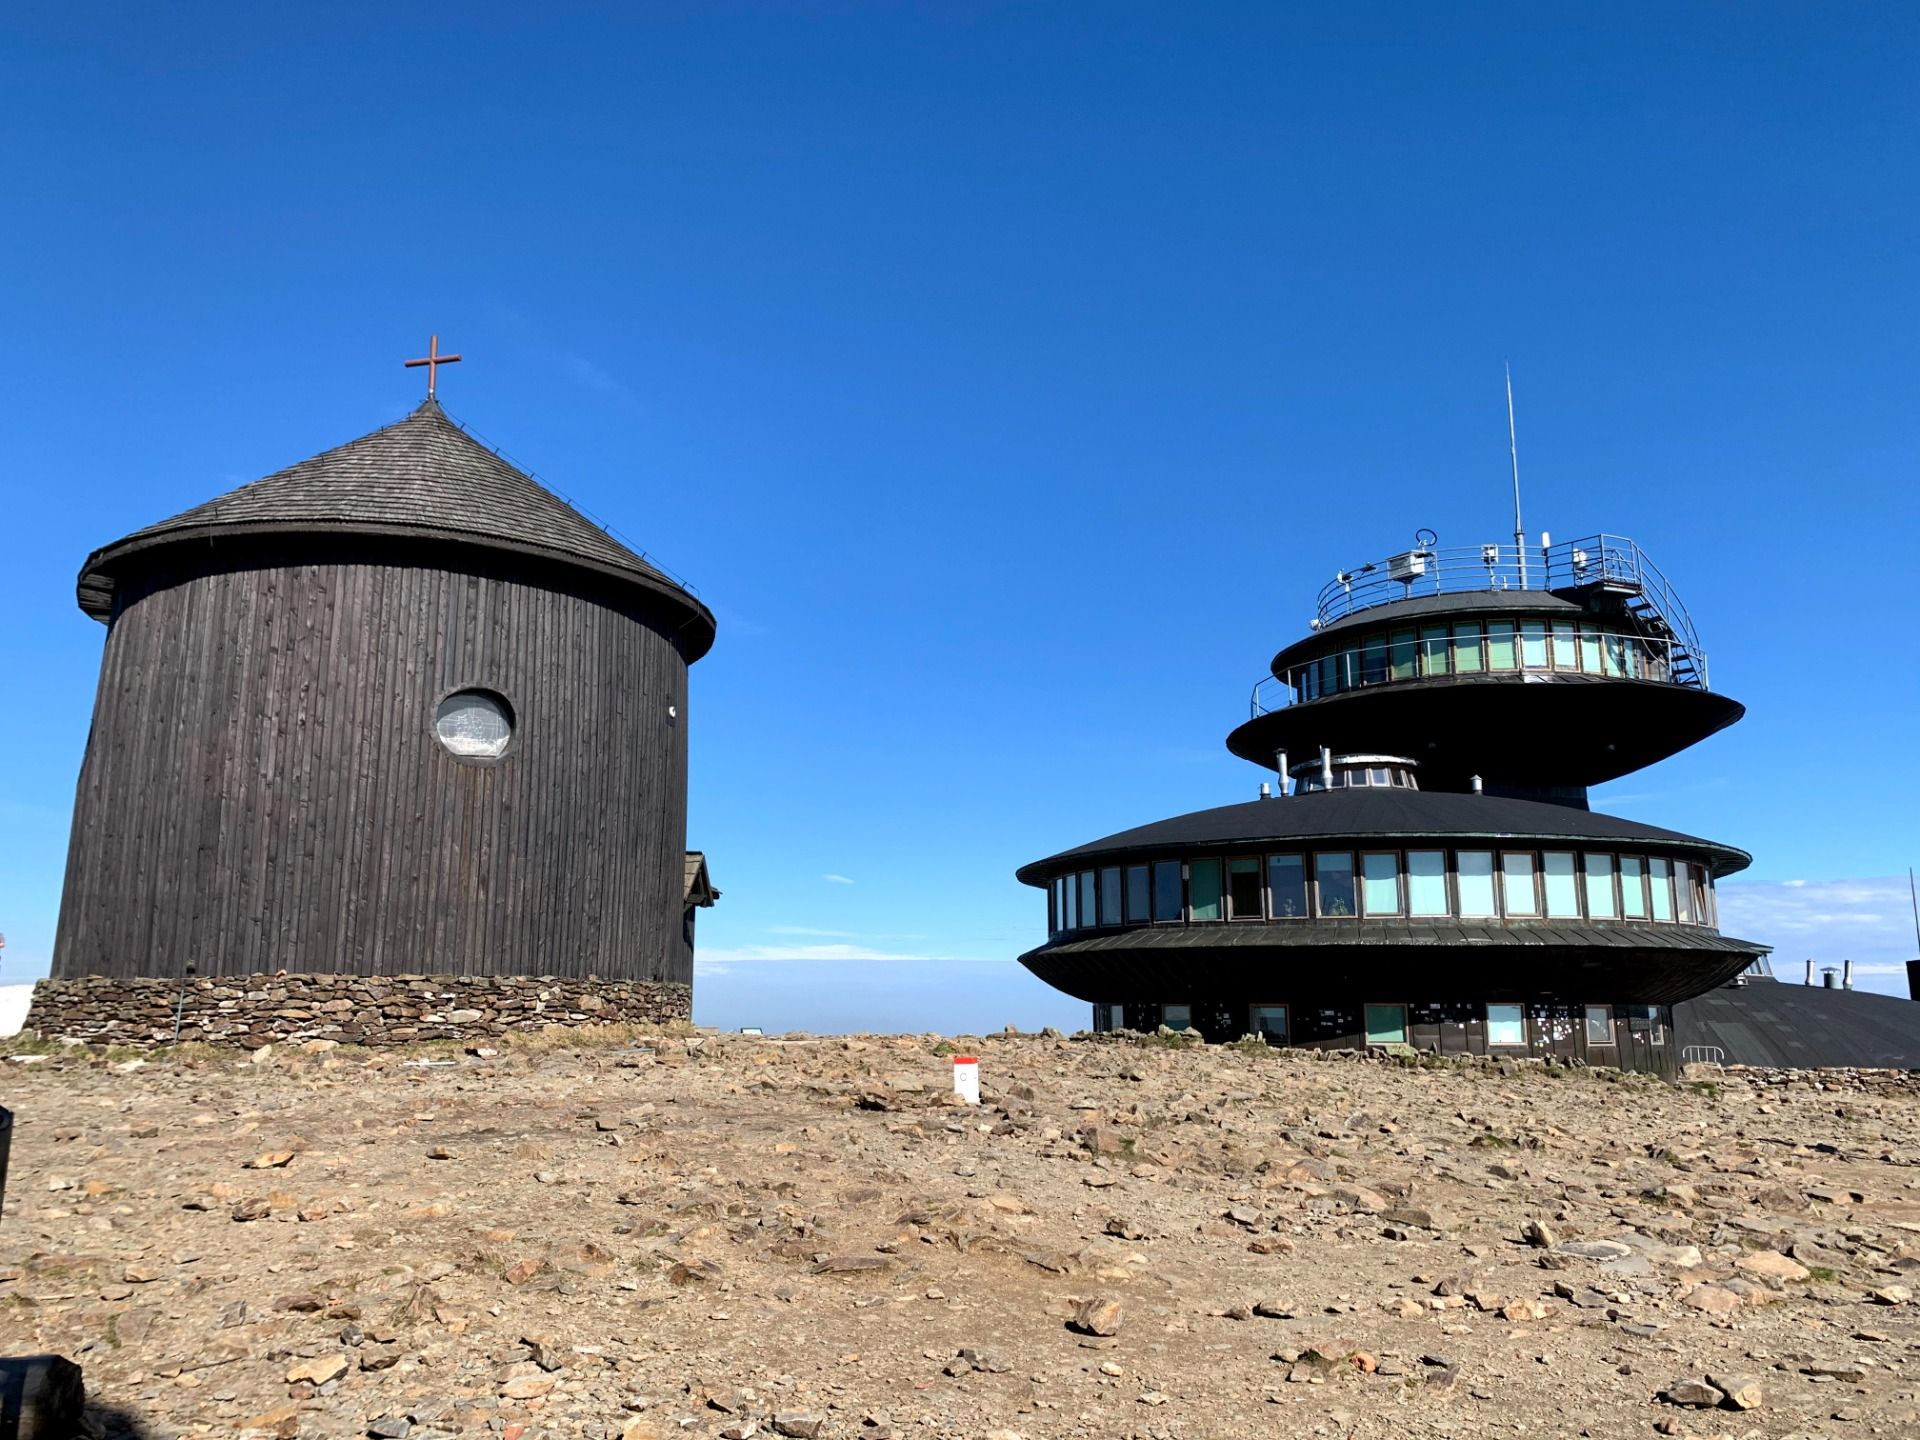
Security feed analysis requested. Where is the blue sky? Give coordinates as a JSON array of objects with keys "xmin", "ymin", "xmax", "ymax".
[{"xmin": 2, "ymin": 4, "xmax": 1916, "ymax": 1028}]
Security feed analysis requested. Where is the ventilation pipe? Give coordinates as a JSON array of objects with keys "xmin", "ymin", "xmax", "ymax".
[
  {"xmin": 1470, "ymin": 774, "xmax": 1484, "ymax": 795},
  {"xmin": 1822, "ymin": 967, "xmax": 1839, "ymax": 989},
  {"xmin": 1319, "ymin": 746, "xmax": 1333, "ymax": 790},
  {"xmin": 1275, "ymin": 750, "xmax": 1289, "ymax": 797},
  {"xmin": 1259, "ymin": 782, "xmax": 1272, "ymax": 800},
  {"xmin": 1805, "ymin": 958, "xmax": 1815, "ymax": 986},
  {"xmin": 1844, "ymin": 958, "xmax": 1854, "ymax": 991}
]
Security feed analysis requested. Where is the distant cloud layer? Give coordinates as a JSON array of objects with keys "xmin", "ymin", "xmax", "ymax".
[
  {"xmin": 1716, "ymin": 875, "xmax": 1917, "ymax": 984},
  {"xmin": 821, "ymin": 874, "xmax": 854, "ymax": 886}
]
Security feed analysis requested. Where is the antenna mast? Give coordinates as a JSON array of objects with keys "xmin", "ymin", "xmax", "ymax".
[
  {"xmin": 1909, "ymin": 866, "xmax": 1919, "ymax": 953},
  {"xmin": 1507, "ymin": 363, "xmax": 1528, "ymax": 587}
]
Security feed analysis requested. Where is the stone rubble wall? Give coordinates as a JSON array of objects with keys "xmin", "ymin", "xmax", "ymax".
[{"xmin": 21, "ymin": 973, "xmax": 692, "ymax": 1048}]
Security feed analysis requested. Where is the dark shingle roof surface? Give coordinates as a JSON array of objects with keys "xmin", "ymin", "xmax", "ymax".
[
  {"xmin": 1019, "ymin": 789, "xmax": 1751, "ymax": 880},
  {"xmin": 80, "ymin": 400, "xmax": 709, "ymax": 643}
]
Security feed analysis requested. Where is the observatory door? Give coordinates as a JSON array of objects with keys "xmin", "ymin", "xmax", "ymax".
[{"xmin": 1529, "ymin": 1003, "xmax": 1580, "ymax": 1061}]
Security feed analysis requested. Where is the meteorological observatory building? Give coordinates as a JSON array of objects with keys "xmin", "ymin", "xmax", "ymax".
[
  {"xmin": 31, "ymin": 347, "xmax": 718, "ymax": 1045},
  {"xmin": 1017, "ymin": 531, "xmax": 1767, "ymax": 1073}
]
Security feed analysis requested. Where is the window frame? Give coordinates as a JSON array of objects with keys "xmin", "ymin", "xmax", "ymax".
[
  {"xmin": 1313, "ymin": 850, "xmax": 1358, "ymax": 918},
  {"xmin": 1360, "ymin": 850, "xmax": 1403, "ymax": 917},
  {"xmin": 1619, "ymin": 855, "xmax": 1649, "ymax": 919},
  {"xmin": 1266, "ymin": 853, "xmax": 1309, "ymax": 919},
  {"xmin": 1364, "ymin": 1002, "xmax": 1409, "ymax": 1046},
  {"xmin": 1225, "ymin": 856, "xmax": 1265, "ymax": 921},
  {"xmin": 1248, "ymin": 1003, "xmax": 1289, "ymax": 1045},
  {"xmin": 1500, "ymin": 850, "xmax": 1542, "ymax": 917},
  {"xmin": 1485, "ymin": 1002, "xmax": 1527, "ymax": 1048},
  {"xmin": 1150, "ymin": 860, "xmax": 1184, "ymax": 923},
  {"xmin": 1541, "ymin": 850, "xmax": 1580, "ymax": 919},
  {"xmin": 1188, "ymin": 858, "xmax": 1225, "ymax": 923},
  {"xmin": 1456, "ymin": 850, "xmax": 1498, "ymax": 918},
  {"xmin": 1405, "ymin": 848, "xmax": 1449, "ymax": 917},
  {"xmin": 1584, "ymin": 1004, "xmax": 1614, "ymax": 1046},
  {"xmin": 1582, "ymin": 852, "xmax": 1618, "ymax": 920}
]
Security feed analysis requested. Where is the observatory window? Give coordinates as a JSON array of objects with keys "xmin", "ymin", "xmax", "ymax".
[
  {"xmin": 1099, "ymin": 867, "xmax": 1123, "ymax": 926},
  {"xmin": 1360, "ymin": 852, "xmax": 1401, "ymax": 916},
  {"xmin": 1060, "ymin": 877, "xmax": 1076, "ymax": 930},
  {"xmin": 434, "ymin": 689, "xmax": 515, "ymax": 759},
  {"xmin": 1648, "ymin": 858, "xmax": 1675, "ymax": 921},
  {"xmin": 1420, "ymin": 626, "xmax": 1451, "ymax": 676},
  {"xmin": 1077, "ymin": 871, "xmax": 1097, "ymax": 928},
  {"xmin": 1162, "ymin": 1004, "xmax": 1192, "ymax": 1032},
  {"xmin": 1267, "ymin": 854, "xmax": 1308, "ymax": 918},
  {"xmin": 1501, "ymin": 852, "xmax": 1541, "ymax": 917},
  {"xmin": 1314, "ymin": 852, "xmax": 1357, "ymax": 918},
  {"xmin": 1584, "ymin": 1005, "xmax": 1614, "ymax": 1046},
  {"xmin": 1249, "ymin": 1005, "xmax": 1289, "ymax": 1043},
  {"xmin": 1551, "ymin": 622, "xmax": 1580, "ymax": 671},
  {"xmin": 1583, "ymin": 854, "xmax": 1619, "ymax": 919},
  {"xmin": 1388, "ymin": 630, "xmax": 1417, "ymax": 681},
  {"xmin": 1124, "ymin": 865, "xmax": 1151, "ymax": 923},
  {"xmin": 1152, "ymin": 861, "xmax": 1184, "ymax": 922},
  {"xmin": 1365, "ymin": 1004, "xmax": 1408, "ymax": 1045},
  {"xmin": 1453, "ymin": 622, "xmax": 1485, "ymax": 673},
  {"xmin": 1520, "ymin": 621, "xmax": 1548, "ymax": 669},
  {"xmin": 1543, "ymin": 852, "xmax": 1580, "ymax": 918},
  {"xmin": 1361, "ymin": 635, "xmax": 1388, "ymax": 685},
  {"xmin": 1319, "ymin": 654, "xmax": 1340, "ymax": 696},
  {"xmin": 1603, "ymin": 633, "xmax": 1630, "ymax": 678},
  {"xmin": 1406, "ymin": 850, "xmax": 1448, "ymax": 916},
  {"xmin": 1456, "ymin": 851, "xmax": 1497, "ymax": 917},
  {"xmin": 1487, "ymin": 621, "xmax": 1518, "ymax": 670},
  {"xmin": 1485, "ymin": 1004, "xmax": 1526, "ymax": 1047},
  {"xmin": 1227, "ymin": 857, "xmax": 1264, "ymax": 919},
  {"xmin": 1674, "ymin": 868, "xmax": 1696, "ymax": 924},
  {"xmin": 1619, "ymin": 856, "xmax": 1649, "ymax": 919},
  {"xmin": 1580, "ymin": 629, "xmax": 1604, "ymax": 673},
  {"xmin": 1189, "ymin": 860, "xmax": 1224, "ymax": 922}
]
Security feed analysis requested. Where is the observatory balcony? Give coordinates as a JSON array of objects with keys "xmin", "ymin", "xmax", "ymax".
[
  {"xmin": 1249, "ymin": 624, "xmax": 1706, "ymax": 718},
  {"xmin": 1316, "ymin": 534, "xmax": 1704, "ymax": 672}
]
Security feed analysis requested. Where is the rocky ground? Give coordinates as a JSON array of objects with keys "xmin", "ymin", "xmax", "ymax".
[{"xmin": 5, "ymin": 1030, "xmax": 1920, "ymax": 1440}]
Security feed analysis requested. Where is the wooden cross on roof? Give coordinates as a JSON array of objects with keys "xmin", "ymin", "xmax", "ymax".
[{"xmin": 404, "ymin": 334, "xmax": 462, "ymax": 398}]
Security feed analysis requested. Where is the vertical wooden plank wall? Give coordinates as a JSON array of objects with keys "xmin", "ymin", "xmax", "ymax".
[{"xmin": 51, "ymin": 546, "xmax": 694, "ymax": 983}]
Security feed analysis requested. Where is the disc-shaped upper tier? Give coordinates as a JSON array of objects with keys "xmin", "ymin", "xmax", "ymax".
[
  {"xmin": 1014, "ymin": 788, "xmax": 1766, "ymax": 1007},
  {"xmin": 1227, "ymin": 591, "xmax": 1740, "ymax": 788},
  {"xmin": 75, "ymin": 397, "xmax": 714, "ymax": 658}
]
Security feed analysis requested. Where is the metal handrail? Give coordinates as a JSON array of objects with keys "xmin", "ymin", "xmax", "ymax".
[
  {"xmin": 1249, "ymin": 627, "xmax": 1705, "ymax": 718},
  {"xmin": 1312, "ymin": 534, "xmax": 1705, "ymax": 689}
]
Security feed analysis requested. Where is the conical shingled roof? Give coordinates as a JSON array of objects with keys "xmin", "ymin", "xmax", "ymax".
[{"xmin": 78, "ymin": 399, "xmax": 714, "ymax": 654}]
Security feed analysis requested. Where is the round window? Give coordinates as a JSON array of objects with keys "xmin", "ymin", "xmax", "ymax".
[{"xmin": 435, "ymin": 689, "xmax": 514, "ymax": 759}]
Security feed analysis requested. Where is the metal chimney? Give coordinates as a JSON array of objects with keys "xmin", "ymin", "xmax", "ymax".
[
  {"xmin": 1275, "ymin": 750, "xmax": 1289, "ymax": 797},
  {"xmin": 1843, "ymin": 958, "xmax": 1854, "ymax": 991},
  {"xmin": 1470, "ymin": 774, "xmax": 1484, "ymax": 795},
  {"xmin": 1822, "ymin": 967, "xmax": 1839, "ymax": 989},
  {"xmin": 1805, "ymin": 958, "xmax": 1814, "ymax": 986},
  {"xmin": 1259, "ymin": 782, "xmax": 1272, "ymax": 800}
]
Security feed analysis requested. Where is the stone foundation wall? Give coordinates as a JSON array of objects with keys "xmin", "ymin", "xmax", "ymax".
[{"xmin": 21, "ymin": 973, "xmax": 692, "ymax": 1048}]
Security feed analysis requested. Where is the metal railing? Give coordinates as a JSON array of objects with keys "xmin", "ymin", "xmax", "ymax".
[
  {"xmin": 1680, "ymin": 1045, "xmax": 1726, "ymax": 1065},
  {"xmin": 1316, "ymin": 535, "xmax": 1702, "ymax": 662},
  {"xmin": 1249, "ymin": 624, "xmax": 1703, "ymax": 717}
]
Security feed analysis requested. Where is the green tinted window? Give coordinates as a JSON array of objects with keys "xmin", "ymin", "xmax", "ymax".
[
  {"xmin": 1361, "ymin": 852, "xmax": 1401, "ymax": 915},
  {"xmin": 1420, "ymin": 626, "xmax": 1450, "ymax": 676},
  {"xmin": 1620, "ymin": 856, "xmax": 1648, "ymax": 918},
  {"xmin": 1365, "ymin": 1004, "xmax": 1407, "ymax": 1045},
  {"xmin": 1453, "ymin": 622, "xmax": 1484, "ymax": 672},
  {"xmin": 1520, "ymin": 621, "xmax": 1548, "ymax": 668},
  {"xmin": 1583, "ymin": 854, "xmax": 1617, "ymax": 919},
  {"xmin": 1551, "ymin": 622, "xmax": 1579, "ymax": 670},
  {"xmin": 1188, "ymin": 859, "xmax": 1223, "ymax": 921},
  {"xmin": 1406, "ymin": 850, "xmax": 1448, "ymax": 915},
  {"xmin": 1487, "ymin": 621, "xmax": 1517, "ymax": 670},
  {"xmin": 1388, "ymin": 630, "xmax": 1416, "ymax": 681},
  {"xmin": 1457, "ymin": 851, "xmax": 1497, "ymax": 916},
  {"xmin": 1648, "ymin": 857, "xmax": 1674, "ymax": 921},
  {"xmin": 1543, "ymin": 852, "xmax": 1579, "ymax": 917}
]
